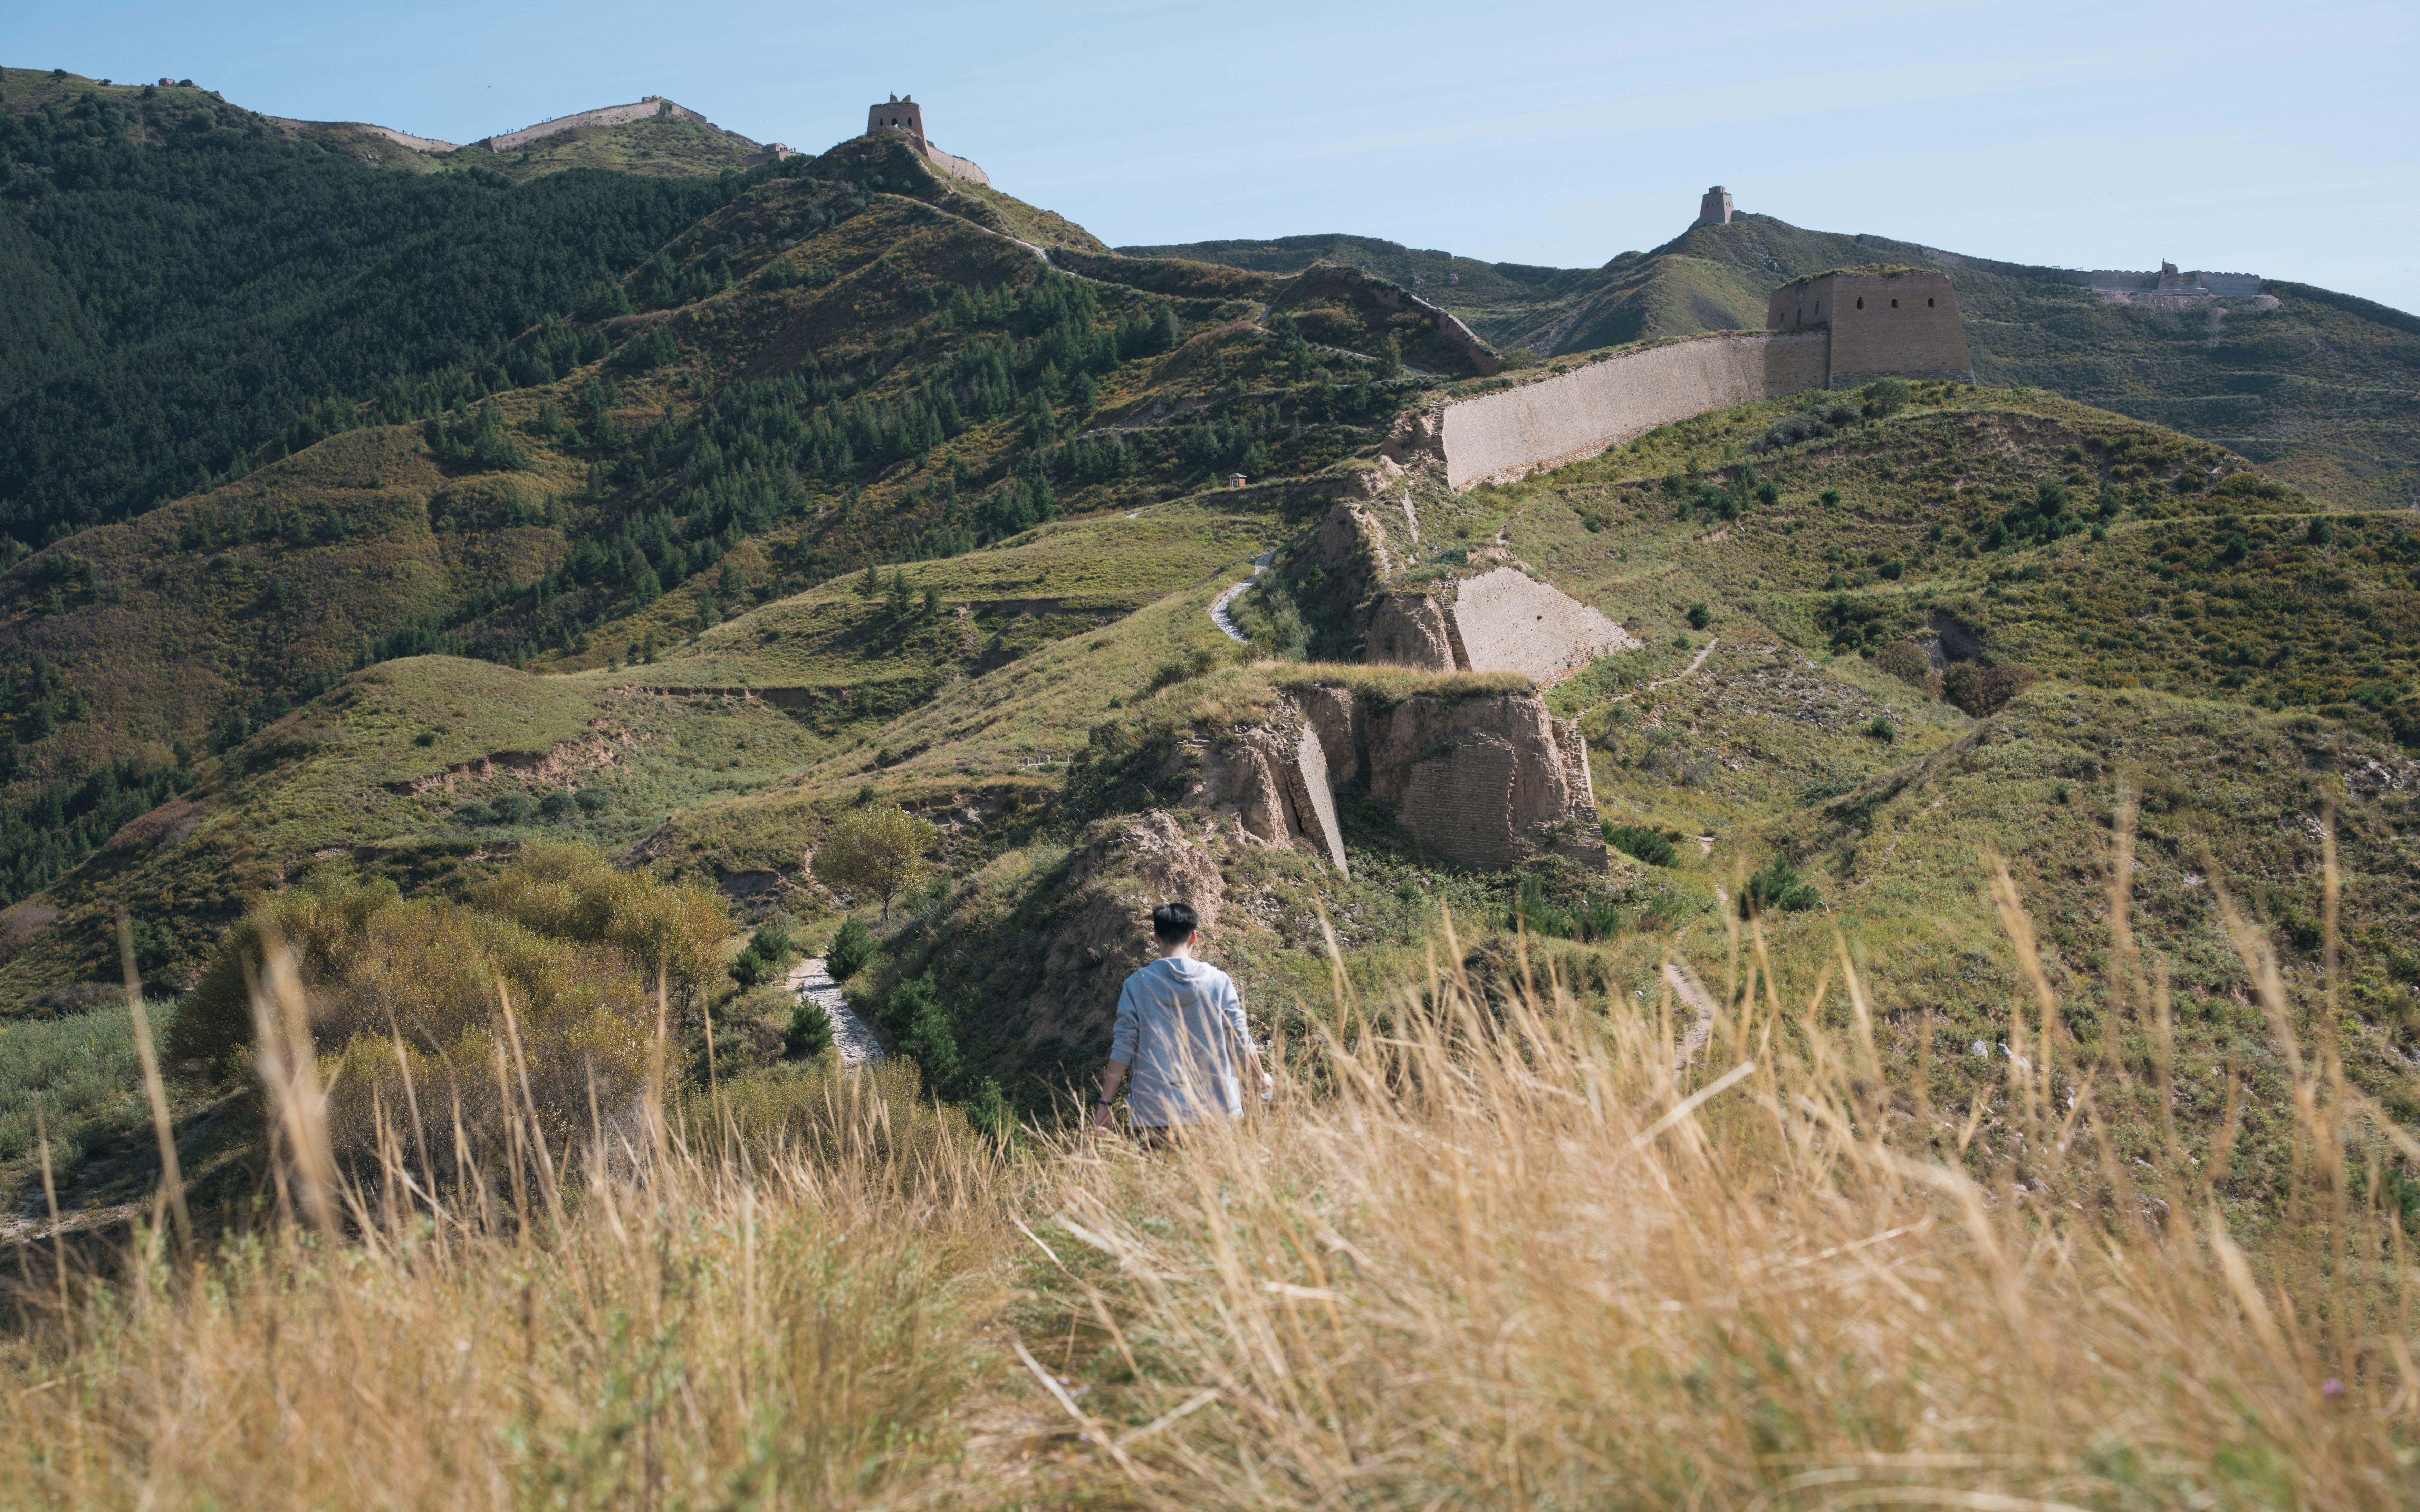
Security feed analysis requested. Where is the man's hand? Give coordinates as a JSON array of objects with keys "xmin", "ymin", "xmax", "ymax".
[
  {"xmin": 1096, "ymin": 1060, "xmax": 1127, "ymax": 1130},
  {"xmin": 1259, "ymin": 1067, "xmax": 1275, "ymax": 1101},
  {"xmin": 1092, "ymin": 1101, "xmax": 1116, "ymax": 1130}
]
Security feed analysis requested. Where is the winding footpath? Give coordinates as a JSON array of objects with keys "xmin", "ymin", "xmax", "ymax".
[
  {"xmin": 786, "ymin": 956, "xmax": 886, "ymax": 1065},
  {"xmin": 1210, "ymin": 552, "xmax": 1276, "ymax": 643}
]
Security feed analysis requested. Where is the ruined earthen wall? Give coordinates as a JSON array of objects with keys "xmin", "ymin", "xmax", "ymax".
[
  {"xmin": 1397, "ymin": 735, "xmax": 1523, "ymax": 870},
  {"xmin": 276, "ymin": 118, "xmax": 463, "ymax": 153},
  {"xmin": 1367, "ymin": 594, "xmax": 1458, "ymax": 671},
  {"xmin": 485, "ymin": 99, "xmax": 710, "ymax": 152},
  {"xmin": 1448, "ymin": 566, "xmax": 1640, "ymax": 686},
  {"xmin": 1284, "ymin": 723, "xmax": 1350, "ymax": 876},
  {"xmin": 1439, "ymin": 332, "xmax": 1828, "ymax": 489},
  {"xmin": 919, "ymin": 144, "xmax": 991, "ymax": 187}
]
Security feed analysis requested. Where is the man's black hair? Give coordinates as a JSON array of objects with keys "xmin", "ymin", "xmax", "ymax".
[{"xmin": 1152, "ymin": 902, "xmax": 1198, "ymax": 945}]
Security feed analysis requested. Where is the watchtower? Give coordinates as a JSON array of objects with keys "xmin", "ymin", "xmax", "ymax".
[
  {"xmin": 1766, "ymin": 267, "xmax": 1974, "ymax": 386},
  {"xmin": 867, "ymin": 94, "xmax": 925, "ymax": 142},
  {"xmin": 1695, "ymin": 186, "xmax": 1733, "ymax": 227}
]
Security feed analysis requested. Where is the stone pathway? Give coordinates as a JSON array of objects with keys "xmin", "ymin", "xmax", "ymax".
[
  {"xmin": 787, "ymin": 957, "xmax": 885, "ymax": 1065},
  {"xmin": 1209, "ymin": 552, "xmax": 1275, "ymax": 643}
]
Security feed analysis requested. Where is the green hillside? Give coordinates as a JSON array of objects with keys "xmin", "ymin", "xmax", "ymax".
[
  {"xmin": 1, "ymin": 77, "xmax": 2416, "ymax": 1262},
  {"xmin": 1132, "ymin": 216, "xmax": 2420, "ymax": 510},
  {"xmin": 0, "ymin": 67, "xmax": 736, "ymax": 535},
  {"xmin": 0, "ymin": 131, "xmax": 1432, "ymax": 949}
]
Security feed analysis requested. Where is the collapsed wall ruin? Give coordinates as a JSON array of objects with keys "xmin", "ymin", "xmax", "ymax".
[{"xmin": 1189, "ymin": 684, "xmax": 1604, "ymax": 874}]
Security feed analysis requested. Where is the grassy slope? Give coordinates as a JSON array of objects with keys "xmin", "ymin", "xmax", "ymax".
[
  {"xmin": 0, "ymin": 653, "xmax": 828, "ymax": 1000},
  {"xmin": 1443, "ymin": 384, "xmax": 2420, "ymax": 1200},
  {"xmin": 0, "ymin": 426, "xmax": 568, "ymax": 779}
]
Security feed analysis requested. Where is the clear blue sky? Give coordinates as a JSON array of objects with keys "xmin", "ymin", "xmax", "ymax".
[{"xmin": 10, "ymin": 0, "xmax": 2415, "ymax": 309}]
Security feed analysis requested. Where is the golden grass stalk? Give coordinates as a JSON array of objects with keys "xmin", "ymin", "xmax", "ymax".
[
  {"xmin": 1, "ymin": 813, "xmax": 2410, "ymax": 1508},
  {"xmin": 118, "ymin": 912, "xmax": 189, "ymax": 1258}
]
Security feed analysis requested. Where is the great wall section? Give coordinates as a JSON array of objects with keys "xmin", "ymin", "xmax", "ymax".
[
  {"xmin": 1182, "ymin": 260, "xmax": 1996, "ymax": 876},
  {"xmin": 1438, "ymin": 331, "xmax": 1829, "ymax": 488},
  {"xmin": 1432, "ymin": 266, "xmax": 1974, "ymax": 489}
]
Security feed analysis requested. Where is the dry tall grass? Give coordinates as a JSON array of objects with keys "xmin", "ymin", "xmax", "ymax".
[{"xmin": 4, "ymin": 814, "xmax": 2413, "ymax": 1509}]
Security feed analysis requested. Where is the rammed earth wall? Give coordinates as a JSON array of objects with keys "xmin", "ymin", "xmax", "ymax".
[
  {"xmin": 1449, "ymin": 567, "xmax": 1640, "ymax": 684},
  {"xmin": 1439, "ymin": 331, "xmax": 1828, "ymax": 488}
]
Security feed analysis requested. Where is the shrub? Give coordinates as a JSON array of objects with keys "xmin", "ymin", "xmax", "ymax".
[
  {"xmin": 1865, "ymin": 717, "xmax": 1898, "ymax": 743},
  {"xmin": 1873, "ymin": 639, "xmax": 1937, "ymax": 691},
  {"xmin": 731, "ymin": 947, "xmax": 772, "ymax": 989},
  {"xmin": 783, "ymin": 996, "xmax": 834, "ymax": 1059},
  {"xmin": 731, "ymin": 922, "xmax": 798, "ymax": 988},
  {"xmin": 1685, "ymin": 603, "xmax": 1711, "ymax": 630},
  {"xmin": 538, "ymin": 789, "xmax": 575, "ymax": 820},
  {"xmin": 574, "ymin": 788, "xmax": 609, "ymax": 813},
  {"xmin": 450, "ymin": 801, "xmax": 493, "ymax": 825},
  {"xmin": 1943, "ymin": 663, "xmax": 2041, "ymax": 717},
  {"xmin": 1862, "ymin": 378, "xmax": 1909, "ymax": 418},
  {"xmin": 471, "ymin": 841, "xmax": 729, "ymax": 989},
  {"xmin": 1603, "ymin": 822, "xmax": 1677, "ymax": 868},
  {"xmin": 889, "ymin": 972, "xmax": 963, "ymax": 1094},
  {"xmin": 487, "ymin": 792, "xmax": 536, "ymax": 825},
  {"xmin": 167, "ymin": 870, "xmax": 690, "ymax": 1167},
  {"xmin": 827, "ymin": 916, "xmax": 875, "ymax": 981},
  {"xmin": 1741, "ymin": 857, "xmax": 1821, "ymax": 917}
]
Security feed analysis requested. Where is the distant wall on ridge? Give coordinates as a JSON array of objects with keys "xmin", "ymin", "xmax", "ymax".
[{"xmin": 1439, "ymin": 331, "xmax": 1827, "ymax": 489}]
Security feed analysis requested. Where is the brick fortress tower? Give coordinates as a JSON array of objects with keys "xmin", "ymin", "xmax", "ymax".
[
  {"xmin": 1766, "ymin": 267, "xmax": 1975, "ymax": 386},
  {"xmin": 863, "ymin": 94, "xmax": 990, "ymax": 187}
]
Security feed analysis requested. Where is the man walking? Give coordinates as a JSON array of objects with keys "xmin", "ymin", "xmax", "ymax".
[{"xmin": 1095, "ymin": 902, "xmax": 1269, "ymax": 1133}]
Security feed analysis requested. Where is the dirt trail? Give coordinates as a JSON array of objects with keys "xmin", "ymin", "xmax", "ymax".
[
  {"xmin": 1663, "ymin": 957, "xmax": 1720, "ymax": 1068},
  {"xmin": 1209, "ymin": 552, "xmax": 1274, "ymax": 643},
  {"xmin": 787, "ymin": 958, "xmax": 886, "ymax": 1064}
]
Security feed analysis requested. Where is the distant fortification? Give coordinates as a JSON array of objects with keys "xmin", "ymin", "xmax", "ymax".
[
  {"xmin": 481, "ymin": 97, "xmax": 717, "ymax": 153},
  {"xmin": 864, "ymin": 93, "xmax": 992, "ymax": 188},
  {"xmin": 1427, "ymin": 267, "xmax": 1974, "ymax": 488},
  {"xmin": 1767, "ymin": 266, "xmax": 1974, "ymax": 386},
  {"xmin": 1438, "ymin": 331, "xmax": 1827, "ymax": 488},
  {"xmin": 1695, "ymin": 186, "xmax": 1734, "ymax": 227}
]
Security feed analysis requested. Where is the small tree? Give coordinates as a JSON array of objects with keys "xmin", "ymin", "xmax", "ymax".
[
  {"xmin": 784, "ymin": 996, "xmax": 834, "ymax": 1058},
  {"xmin": 827, "ymin": 915, "xmax": 875, "ymax": 980},
  {"xmin": 815, "ymin": 806, "xmax": 938, "ymax": 920}
]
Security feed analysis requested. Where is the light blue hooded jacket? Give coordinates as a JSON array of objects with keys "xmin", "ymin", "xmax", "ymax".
[{"xmin": 1110, "ymin": 956, "xmax": 1249, "ymax": 1125}]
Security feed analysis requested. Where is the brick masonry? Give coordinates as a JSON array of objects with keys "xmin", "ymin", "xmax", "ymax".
[{"xmin": 1766, "ymin": 268, "xmax": 1973, "ymax": 386}]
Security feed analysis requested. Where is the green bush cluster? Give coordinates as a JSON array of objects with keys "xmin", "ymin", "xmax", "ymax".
[
  {"xmin": 1602, "ymin": 822, "xmax": 1678, "ymax": 868},
  {"xmin": 1740, "ymin": 858, "xmax": 1822, "ymax": 918},
  {"xmin": 451, "ymin": 788, "xmax": 606, "ymax": 826},
  {"xmin": 730, "ymin": 921, "xmax": 797, "ymax": 989},
  {"xmin": 1507, "ymin": 872, "xmax": 1624, "ymax": 943}
]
